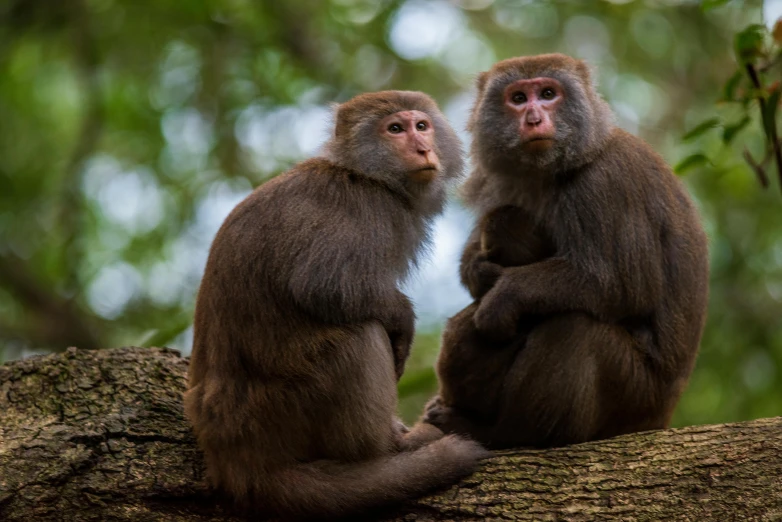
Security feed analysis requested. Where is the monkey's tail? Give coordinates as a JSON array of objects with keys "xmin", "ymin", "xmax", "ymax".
[{"xmin": 256, "ymin": 434, "xmax": 489, "ymax": 520}]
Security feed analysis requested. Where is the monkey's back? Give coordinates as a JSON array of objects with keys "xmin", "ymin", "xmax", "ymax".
[
  {"xmin": 567, "ymin": 128, "xmax": 710, "ymax": 382},
  {"xmin": 186, "ymin": 159, "xmax": 411, "ymax": 477}
]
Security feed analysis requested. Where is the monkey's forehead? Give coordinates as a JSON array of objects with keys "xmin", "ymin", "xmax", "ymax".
[
  {"xmin": 334, "ymin": 91, "xmax": 446, "ymax": 137},
  {"xmin": 338, "ymin": 90, "xmax": 438, "ymax": 119},
  {"xmin": 482, "ymin": 54, "xmax": 589, "ymax": 89}
]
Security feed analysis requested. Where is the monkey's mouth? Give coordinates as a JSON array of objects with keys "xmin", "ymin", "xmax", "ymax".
[
  {"xmin": 410, "ymin": 166, "xmax": 438, "ymax": 182},
  {"xmin": 522, "ymin": 137, "xmax": 555, "ymax": 152}
]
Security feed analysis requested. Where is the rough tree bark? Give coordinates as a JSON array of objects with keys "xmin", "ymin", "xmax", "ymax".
[{"xmin": 0, "ymin": 347, "xmax": 780, "ymax": 521}]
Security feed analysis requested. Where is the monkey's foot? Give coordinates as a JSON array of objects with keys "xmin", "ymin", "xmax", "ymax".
[
  {"xmin": 422, "ymin": 396, "xmax": 458, "ymax": 431},
  {"xmin": 423, "ymin": 395, "xmax": 445, "ymax": 416},
  {"xmin": 423, "ymin": 397, "xmax": 494, "ymax": 444}
]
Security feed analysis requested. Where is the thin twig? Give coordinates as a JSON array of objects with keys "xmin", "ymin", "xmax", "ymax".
[
  {"xmin": 744, "ymin": 148, "xmax": 770, "ymax": 187},
  {"xmin": 745, "ymin": 63, "xmax": 782, "ymax": 193}
]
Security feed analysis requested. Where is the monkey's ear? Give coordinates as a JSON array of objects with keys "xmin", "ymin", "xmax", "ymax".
[
  {"xmin": 332, "ymin": 102, "xmax": 349, "ymax": 139},
  {"xmin": 575, "ymin": 59, "xmax": 599, "ymax": 90},
  {"xmin": 475, "ymin": 71, "xmax": 490, "ymax": 93},
  {"xmin": 467, "ymin": 72, "xmax": 490, "ymax": 132}
]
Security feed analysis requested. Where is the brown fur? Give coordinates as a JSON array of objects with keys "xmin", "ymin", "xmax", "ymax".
[
  {"xmin": 479, "ymin": 205, "xmax": 553, "ymax": 270},
  {"xmin": 423, "ymin": 54, "xmax": 710, "ymax": 449},
  {"xmin": 185, "ymin": 90, "xmax": 489, "ymax": 519}
]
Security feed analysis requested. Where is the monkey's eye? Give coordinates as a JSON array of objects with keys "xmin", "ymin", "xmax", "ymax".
[
  {"xmin": 511, "ymin": 92, "xmax": 527, "ymax": 104},
  {"xmin": 541, "ymin": 88, "xmax": 556, "ymax": 100},
  {"xmin": 416, "ymin": 121, "xmax": 428, "ymax": 131},
  {"xmin": 388, "ymin": 123, "xmax": 404, "ymax": 133}
]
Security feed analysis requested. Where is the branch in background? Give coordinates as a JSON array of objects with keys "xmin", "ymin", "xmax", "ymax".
[
  {"xmin": 59, "ymin": 0, "xmax": 103, "ymax": 295},
  {"xmin": 744, "ymin": 146, "xmax": 771, "ymax": 187},
  {"xmin": 0, "ymin": 254, "xmax": 100, "ymax": 351},
  {"xmin": 745, "ymin": 62, "xmax": 782, "ymax": 193},
  {"xmin": 199, "ymin": 24, "xmax": 243, "ymax": 180},
  {"xmin": 257, "ymin": 1, "xmax": 339, "ymax": 88}
]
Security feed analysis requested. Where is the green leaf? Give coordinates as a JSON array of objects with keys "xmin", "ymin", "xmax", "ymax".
[
  {"xmin": 722, "ymin": 70, "xmax": 744, "ymax": 101},
  {"xmin": 722, "ymin": 116, "xmax": 751, "ymax": 143},
  {"xmin": 682, "ymin": 118, "xmax": 721, "ymax": 142},
  {"xmin": 734, "ymin": 24, "xmax": 767, "ymax": 64},
  {"xmin": 701, "ymin": 0, "xmax": 732, "ymax": 11},
  {"xmin": 674, "ymin": 154, "xmax": 710, "ymax": 174}
]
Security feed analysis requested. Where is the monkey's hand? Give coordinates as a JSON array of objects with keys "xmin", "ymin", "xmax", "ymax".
[
  {"xmin": 384, "ymin": 291, "xmax": 415, "ymax": 380},
  {"xmin": 462, "ymin": 252, "xmax": 503, "ymax": 300},
  {"xmin": 473, "ymin": 279, "xmax": 520, "ymax": 341}
]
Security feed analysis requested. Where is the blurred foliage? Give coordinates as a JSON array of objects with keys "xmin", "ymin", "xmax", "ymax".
[
  {"xmin": 677, "ymin": 18, "xmax": 782, "ymax": 190},
  {"xmin": 0, "ymin": 0, "xmax": 780, "ymax": 428}
]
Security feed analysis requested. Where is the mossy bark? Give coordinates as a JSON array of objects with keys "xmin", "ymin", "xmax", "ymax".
[{"xmin": 1, "ymin": 347, "xmax": 780, "ymax": 521}]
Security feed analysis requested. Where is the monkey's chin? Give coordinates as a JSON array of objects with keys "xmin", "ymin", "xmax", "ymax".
[
  {"xmin": 522, "ymin": 139, "xmax": 555, "ymax": 154},
  {"xmin": 409, "ymin": 167, "xmax": 438, "ymax": 183}
]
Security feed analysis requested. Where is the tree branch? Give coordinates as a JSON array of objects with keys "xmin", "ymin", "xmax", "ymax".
[{"xmin": 1, "ymin": 347, "xmax": 780, "ymax": 521}]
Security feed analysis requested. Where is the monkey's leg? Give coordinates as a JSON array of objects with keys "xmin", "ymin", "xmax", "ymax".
[
  {"xmin": 315, "ymin": 322, "xmax": 405, "ymax": 459},
  {"xmin": 424, "ymin": 303, "xmax": 524, "ymax": 445},
  {"xmin": 490, "ymin": 312, "xmax": 663, "ymax": 448}
]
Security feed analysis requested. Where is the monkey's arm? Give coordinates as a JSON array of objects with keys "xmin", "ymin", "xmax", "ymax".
[
  {"xmin": 460, "ymin": 226, "xmax": 503, "ymax": 300},
  {"xmin": 475, "ymin": 252, "xmax": 662, "ymax": 340},
  {"xmin": 385, "ymin": 291, "xmax": 415, "ymax": 379},
  {"xmin": 287, "ymin": 219, "xmax": 414, "ymax": 378},
  {"xmin": 473, "ymin": 178, "xmax": 667, "ymax": 340}
]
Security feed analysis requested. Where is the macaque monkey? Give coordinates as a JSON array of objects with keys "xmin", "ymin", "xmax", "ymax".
[
  {"xmin": 185, "ymin": 91, "xmax": 489, "ymax": 520},
  {"xmin": 480, "ymin": 205, "xmax": 553, "ymax": 268},
  {"xmin": 424, "ymin": 54, "xmax": 710, "ymax": 449}
]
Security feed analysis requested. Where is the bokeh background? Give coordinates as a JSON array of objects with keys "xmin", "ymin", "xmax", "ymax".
[{"xmin": 1, "ymin": 0, "xmax": 780, "ymax": 426}]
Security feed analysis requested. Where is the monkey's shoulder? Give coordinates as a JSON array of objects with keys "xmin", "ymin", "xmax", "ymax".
[
  {"xmin": 226, "ymin": 157, "xmax": 398, "ymax": 243},
  {"xmin": 594, "ymin": 128, "xmax": 671, "ymax": 179},
  {"xmin": 257, "ymin": 158, "xmax": 389, "ymax": 201},
  {"xmin": 579, "ymin": 128, "xmax": 689, "ymax": 207}
]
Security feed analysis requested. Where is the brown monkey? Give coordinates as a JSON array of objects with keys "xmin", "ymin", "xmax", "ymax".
[
  {"xmin": 480, "ymin": 205, "xmax": 553, "ymax": 268},
  {"xmin": 425, "ymin": 205, "xmax": 553, "ymax": 437},
  {"xmin": 458, "ymin": 205, "xmax": 554, "ymax": 299},
  {"xmin": 423, "ymin": 54, "xmax": 709, "ymax": 449},
  {"xmin": 184, "ymin": 90, "xmax": 488, "ymax": 520}
]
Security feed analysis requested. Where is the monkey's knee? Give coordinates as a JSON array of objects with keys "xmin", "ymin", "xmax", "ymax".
[
  {"xmin": 441, "ymin": 302, "xmax": 507, "ymax": 361},
  {"xmin": 443, "ymin": 303, "xmax": 480, "ymax": 340}
]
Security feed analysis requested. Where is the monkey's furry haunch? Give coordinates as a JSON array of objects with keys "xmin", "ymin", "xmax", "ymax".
[
  {"xmin": 184, "ymin": 90, "xmax": 488, "ymax": 520},
  {"xmin": 424, "ymin": 54, "xmax": 710, "ymax": 449}
]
